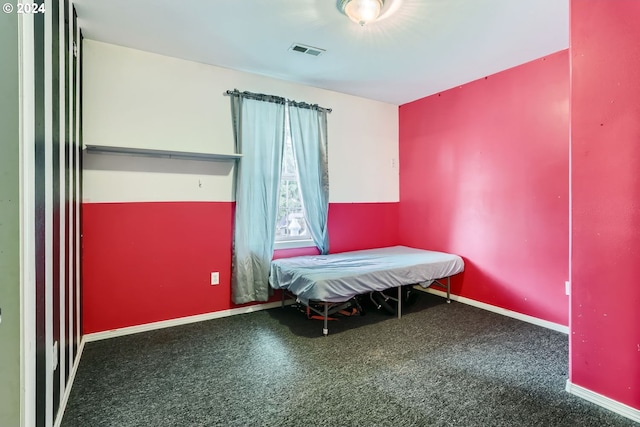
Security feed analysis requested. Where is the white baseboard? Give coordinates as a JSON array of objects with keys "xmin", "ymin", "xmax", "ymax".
[
  {"xmin": 419, "ymin": 287, "xmax": 569, "ymax": 334},
  {"xmin": 53, "ymin": 338, "xmax": 86, "ymax": 427},
  {"xmin": 566, "ymin": 380, "xmax": 640, "ymax": 423},
  {"xmin": 84, "ymin": 299, "xmax": 294, "ymax": 342}
]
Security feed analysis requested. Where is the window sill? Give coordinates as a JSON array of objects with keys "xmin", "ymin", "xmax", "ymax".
[{"xmin": 274, "ymin": 239, "xmax": 315, "ymax": 250}]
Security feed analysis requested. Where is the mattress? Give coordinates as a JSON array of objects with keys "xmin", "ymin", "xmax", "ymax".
[{"xmin": 269, "ymin": 245, "xmax": 464, "ymax": 304}]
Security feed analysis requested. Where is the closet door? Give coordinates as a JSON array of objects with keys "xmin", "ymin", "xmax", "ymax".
[{"xmin": 29, "ymin": 1, "xmax": 82, "ymax": 425}]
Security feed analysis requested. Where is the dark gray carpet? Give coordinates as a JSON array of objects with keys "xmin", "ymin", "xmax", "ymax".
[{"xmin": 61, "ymin": 293, "xmax": 638, "ymax": 426}]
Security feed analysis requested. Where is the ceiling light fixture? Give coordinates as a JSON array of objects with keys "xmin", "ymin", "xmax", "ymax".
[{"xmin": 338, "ymin": 0, "xmax": 385, "ymax": 26}]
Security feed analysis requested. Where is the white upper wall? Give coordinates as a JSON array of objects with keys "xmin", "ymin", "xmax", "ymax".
[{"xmin": 82, "ymin": 40, "xmax": 399, "ymax": 203}]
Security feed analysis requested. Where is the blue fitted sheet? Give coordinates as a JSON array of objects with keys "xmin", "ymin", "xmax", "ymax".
[{"xmin": 269, "ymin": 245, "xmax": 464, "ymax": 304}]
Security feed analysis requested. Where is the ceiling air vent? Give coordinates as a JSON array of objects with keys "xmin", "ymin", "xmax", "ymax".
[{"xmin": 289, "ymin": 43, "xmax": 325, "ymax": 57}]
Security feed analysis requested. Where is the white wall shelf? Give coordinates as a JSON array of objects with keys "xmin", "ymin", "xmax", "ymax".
[{"xmin": 84, "ymin": 144, "xmax": 241, "ymax": 161}]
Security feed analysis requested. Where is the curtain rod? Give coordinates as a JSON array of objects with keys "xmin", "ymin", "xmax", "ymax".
[{"xmin": 224, "ymin": 89, "xmax": 332, "ymax": 113}]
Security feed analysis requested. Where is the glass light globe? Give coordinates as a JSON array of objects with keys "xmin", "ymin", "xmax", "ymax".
[{"xmin": 344, "ymin": 0, "xmax": 383, "ymax": 26}]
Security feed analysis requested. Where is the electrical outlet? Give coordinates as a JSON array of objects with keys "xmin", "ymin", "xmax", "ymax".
[
  {"xmin": 211, "ymin": 272, "xmax": 220, "ymax": 285},
  {"xmin": 565, "ymin": 281, "xmax": 570, "ymax": 296}
]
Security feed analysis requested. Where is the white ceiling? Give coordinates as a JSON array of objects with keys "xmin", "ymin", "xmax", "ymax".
[{"xmin": 73, "ymin": 0, "xmax": 569, "ymax": 105}]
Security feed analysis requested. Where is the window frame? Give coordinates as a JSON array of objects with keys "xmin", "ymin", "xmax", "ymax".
[
  {"xmin": 274, "ymin": 238, "xmax": 315, "ymax": 250},
  {"xmin": 273, "ymin": 107, "xmax": 315, "ymax": 251}
]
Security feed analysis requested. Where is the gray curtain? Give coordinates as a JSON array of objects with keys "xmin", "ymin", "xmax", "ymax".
[
  {"xmin": 288, "ymin": 104, "xmax": 330, "ymax": 254},
  {"xmin": 230, "ymin": 95, "xmax": 285, "ymax": 304}
]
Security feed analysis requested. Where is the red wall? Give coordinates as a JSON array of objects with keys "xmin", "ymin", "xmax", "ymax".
[
  {"xmin": 328, "ymin": 202, "xmax": 399, "ymax": 253},
  {"xmin": 82, "ymin": 201, "xmax": 399, "ymax": 333},
  {"xmin": 570, "ymin": 0, "xmax": 640, "ymax": 410},
  {"xmin": 82, "ymin": 202, "xmax": 234, "ymax": 333},
  {"xmin": 398, "ymin": 50, "xmax": 570, "ymax": 325}
]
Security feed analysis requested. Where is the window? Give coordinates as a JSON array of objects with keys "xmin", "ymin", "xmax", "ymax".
[{"xmin": 274, "ymin": 112, "xmax": 313, "ymax": 249}]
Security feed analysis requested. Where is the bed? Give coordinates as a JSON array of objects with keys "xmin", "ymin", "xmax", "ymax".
[{"xmin": 269, "ymin": 245, "xmax": 464, "ymax": 335}]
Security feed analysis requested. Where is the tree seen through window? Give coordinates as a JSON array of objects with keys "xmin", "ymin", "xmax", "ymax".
[{"xmin": 275, "ymin": 116, "xmax": 311, "ymax": 242}]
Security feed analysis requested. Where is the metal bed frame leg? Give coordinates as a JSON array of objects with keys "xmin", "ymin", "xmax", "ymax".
[
  {"xmin": 446, "ymin": 276, "xmax": 451, "ymax": 303},
  {"xmin": 323, "ymin": 303, "xmax": 329, "ymax": 336},
  {"xmin": 397, "ymin": 286, "xmax": 402, "ymax": 319}
]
